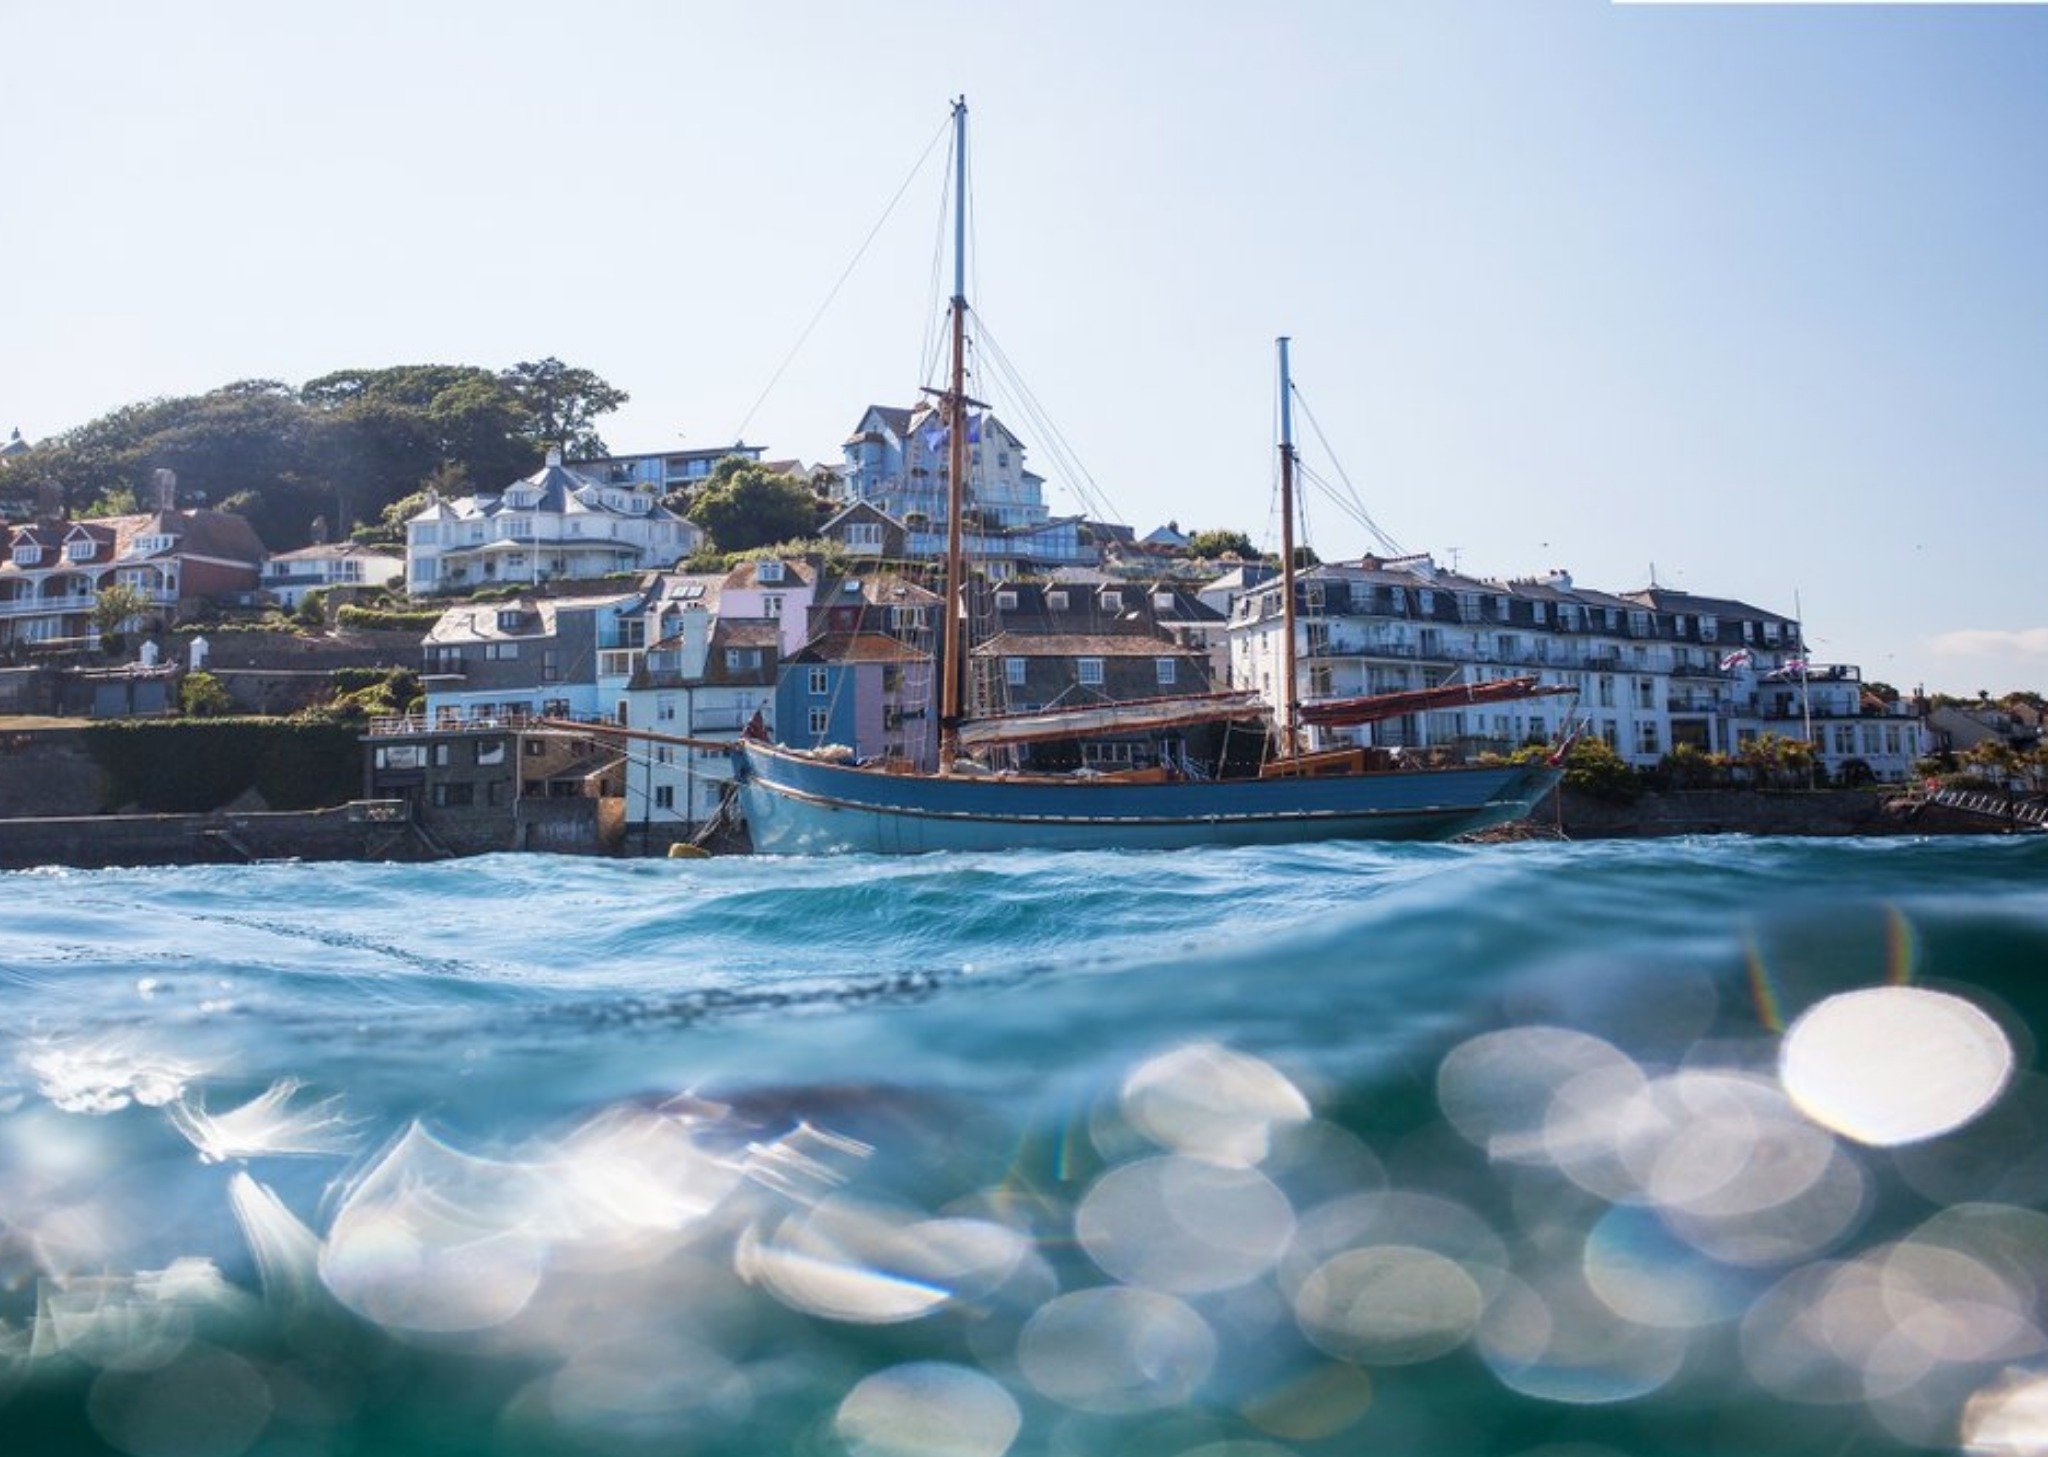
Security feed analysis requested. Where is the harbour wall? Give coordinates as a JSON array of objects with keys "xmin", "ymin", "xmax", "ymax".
[{"xmin": 0, "ymin": 804, "xmax": 433, "ymax": 871}]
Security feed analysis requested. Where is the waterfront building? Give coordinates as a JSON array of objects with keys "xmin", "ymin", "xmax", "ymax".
[
  {"xmin": 619, "ymin": 606, "xmax": 779, "ymax": 840},
  {"xmin": 773, "ymin": 571, "xmax": 941, "ymax": 769},
  {"xmin": 404, "ymin": 448, "xmax": 702, "ymax": 596},
  {"xmin": 260, "ymin": 542, "xmax": 404, "ymax": 609},
  {"xmin": 1225, "ymin": 555, "xmax": 1927, "ymax": 781},
  {"xmin": 361, "ymin": 719, "xmax": 625, "ymax": 856},
  {"xmin": 0, "ymin": 509, "xmax": 264, "ymax": 651},
  {"xmin": 419, "ymin": 590, "xmax": 636, "ymax": 726}
]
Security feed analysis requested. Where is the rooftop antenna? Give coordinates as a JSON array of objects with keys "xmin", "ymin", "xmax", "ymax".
[{"xmin": 1445, "ymin": 546, "xmax": 1462, "ymax": 572}]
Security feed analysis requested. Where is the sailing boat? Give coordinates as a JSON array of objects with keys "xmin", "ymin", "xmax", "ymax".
[{"xmin": 733, "ymin": 98, "xmax": 1566, "ymax": 854}]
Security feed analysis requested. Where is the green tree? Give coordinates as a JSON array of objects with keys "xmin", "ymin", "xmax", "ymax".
[
  {"xmin": 92, "ymin": 583, "xmax": 153, "ymax": 649},
  {"xmin": 685, "ymin": 458, "xmax": 823, "ymax": 553},
  {"xmin": 502, "ymin": 357, "xmax": 628, "ymax": 458},
  {"xmin": 1186, "ymin": 528, "xmax": 1256, "ymax": 560},
  {"xmin": 1736, "ymin": 732, "xmax": 1818, "ymax": 790},
  {"xmin": 180, "ymin": 671, "xmax": 233, "ymax": 717}
]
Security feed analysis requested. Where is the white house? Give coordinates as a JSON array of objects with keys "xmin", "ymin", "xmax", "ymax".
[
  {"xmin": 405, "ymin": 449, "xmax": 702, "ymax": 596},
  {"xmin": 261, "ymin": 542, "xmax": 404, "ymax": 608}
]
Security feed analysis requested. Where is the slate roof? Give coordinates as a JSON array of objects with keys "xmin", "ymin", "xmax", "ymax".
[
  {"xmin": 973, "ymin": 632, "xmax": 1204, "ymax": 659},
  {"xmin": 789, "ymin": 632, "xmax": 932, "ymax": 665},
  {"xmin": 424, "ymin": 591, "xmax": 633, "ymax": 645},
  {"xmin": 408, "ymin": 460, "xmax": 686, "ymax": 526}
]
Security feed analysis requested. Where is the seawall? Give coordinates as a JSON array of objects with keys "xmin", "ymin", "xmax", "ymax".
[{"xmin": 0, "ymin": 803, "xmax": 434, "ymax": 871}]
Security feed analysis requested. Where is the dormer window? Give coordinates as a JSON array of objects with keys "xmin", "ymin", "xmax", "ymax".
[
  {"xmin": 496, "ymin": 610, "xmax": 525, "ymax": 631},
  {"xmin": 758, "ymin": 560, "xmax": 785, "ymax": 584},
  {"xmin": 1101, "ymin": 589, "xmax": 1123, "ymax": 611},
  {"xmin": 1154, "ymin": 591, "xmax": 1174, "ymax": 611},
  {"xmin": 12, "ymin": 544, "xmax": 42, "ymax": 566},
  {"xmin": 66, "ymin": 539, "xmax": 96, "ymax": 561},
  {"xmin": 996, "ymin": 590, "xmax": 1018, "ymax": 611},
  {"xmin": 1046, "ymin": 590, "xmax": 1068, "ymax": 611}
]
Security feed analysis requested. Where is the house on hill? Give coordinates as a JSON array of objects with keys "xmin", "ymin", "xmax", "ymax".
[
  {"xmin": 0, "ymin": 508, "xmax": 264, "ymax": 652},
  {"xmin": 405, "ymin": 448, "xmax": 702, "ymax": 596}
]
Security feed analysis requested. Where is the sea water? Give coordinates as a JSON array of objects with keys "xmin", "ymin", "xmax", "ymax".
[{"xmin": 2, "ymin": 836, "xmax": 2046, "ymax": 1456}]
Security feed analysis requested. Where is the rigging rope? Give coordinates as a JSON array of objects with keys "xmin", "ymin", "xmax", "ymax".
[
  {"xmin": 732, "ymin": 114, "xmax": 952, "ymax": 443},
  {"xmin": 970, "ymin": 317, "xmax": 1123, "ymax": 526},
  {"xmin": 1288, "ymin": 383, "xmax": 1406, "ymax": 558}
]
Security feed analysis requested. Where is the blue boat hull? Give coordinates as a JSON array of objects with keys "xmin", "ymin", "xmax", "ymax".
[{"xmin": 734, "ymin": 744, "xmax": 1561, "ymax": 855}]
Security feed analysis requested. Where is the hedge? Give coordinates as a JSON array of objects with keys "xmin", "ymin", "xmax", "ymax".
[
  {"xmin": 336, "ymin": 605, "xmax": 441, "ymax": 631},
  {"xmin": 83, "ymin": 719, "xmax": 362, "ymax": 813}
]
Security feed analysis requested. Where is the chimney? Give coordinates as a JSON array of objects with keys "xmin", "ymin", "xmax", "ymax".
[
  {"xmin": 546, "ymin": 446, "xmax": 564, "ymax": 467},
  {"xmin": 678, "ymin": 604, "xmax": 713, "ymax": 679},
  {"xmin": 151, "ymin": 468, "xmax": 177, "ymax": 510}
]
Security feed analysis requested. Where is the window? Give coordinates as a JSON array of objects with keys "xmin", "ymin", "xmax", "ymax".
[
  {"xmin": 541, "ymin": 649, "xmax": 560, "ymax": 682},
  {"xmin": 654, "ymin": 785, "xmax": 674, "ymax": 810},
  {"xmin": 657, "ymin": 695, "xmax": 677, "ymax": 722},
  {"xmin": 996, "ymin": 590, "xmax": 1018, "ymax": 611},
  {"xmin": 890, "ymin": 606, "xmax": 925, "ymax": 629},
  {"xmin": 1078, "ymin": 658, "xmax": 1104, "ymax": 686},
  {"xmin": 809, "ymin": 707, "xmax": 830, "ymax": 737},
  {"xmin": 11, "ymin": 545, "xmax": 41, "ymax": 566},
  {"xmin": 1635, "ymin": 678, "xmax": 1655, "ymax": 709},
  {"xmin": 845, "ymin": 522, "xmax": 883, "ymax": 550},
  {"xmin": 66, "ymin": 539, "xmax": 95, "ymax": 561},
  {"xmin": 476, "ymin": 740, "xmax": 505, "ymax": 766},
  {"xmin": 1637, "ymin": 723, "xmax": 1660, "ymax": 756},
  {"xmin": 656, "ymin": 745, "xmax": 674, "ymax": 765},
  {"xmin": 496, "ymin": 610, "xmax": 525, "ymax": 631},
  {"xmin": 762, "ymin": 594, "xmax": 784, "ymax": 617},
  {"xmin": 809, "ymin": 667, "xmax": 829, "ymax": 696},
  {"xmin": 757, "ymin": 560, "xmax": 785, "ymax": 583},
  {"xmin": 432, "ymin": 782, "xmax": 475, "ymax": 807},
  {"xmin": 1155, "ymin": 591, "xmax": 1175, "ymax": 612},
  {"xmin": 1101, "ymin": 590, "xmax": 1123, "ymax": 611},
  {"xmin": 1309, "ymin": 663, "xmax": 1333, "ymax": 697},
  {"xmin": 725, "ymin": 648, "xmax": 761, "ymax": 671},
  {"xmin": 1005, "ymin": 657, "xmax": 1026, "ymax": 686},
  {"xmin": 485, "ymin": 641, "xmax": 519, "ymax": 660},
  {"xmin": 1156, "ymin": 657, "xmax": 1177, "ymax": 686},
  {"xmin": 1047, "ymin": 590, "xmax": 1069, "ymax": 611},
  {"xmin": 374, "ymin": 745, "xmax": 423, "ymax": 770}
]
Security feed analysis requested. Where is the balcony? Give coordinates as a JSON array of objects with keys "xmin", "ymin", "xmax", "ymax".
[{"xmin": 365, "ymin": 710, "xmax": 618, "ymax": 737}]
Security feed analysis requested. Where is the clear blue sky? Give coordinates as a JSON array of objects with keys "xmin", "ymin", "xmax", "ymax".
[{"xmin": 2, "ymin": 1, "xmax": 2043, "ymax": 694}]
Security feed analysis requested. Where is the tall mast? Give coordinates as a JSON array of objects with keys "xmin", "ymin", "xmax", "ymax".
[
  {"xmin": 1277, "ymin": 335, "xmax": 1300, "ymax": 758},
  {"xmin": 938, "ymin": 96, "xmax": 970, "ymax": 767}
]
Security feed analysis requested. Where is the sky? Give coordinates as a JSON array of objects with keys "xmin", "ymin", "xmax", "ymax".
[{"xmin": 1, "ymin": 0, "xmax": 2043, "ymax": 694}]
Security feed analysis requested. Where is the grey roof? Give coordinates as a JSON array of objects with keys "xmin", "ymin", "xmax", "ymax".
[
  {"xmin": 409, "ymin": 460, "xmax": 685, "ymax": 526},
  {"xmin": 425, "ymin": 590, "xmax": 635, "ymax": 645},
  {"xmin": 1625, "ymin": 587, "xmax": 1794, "ymax": 623}
]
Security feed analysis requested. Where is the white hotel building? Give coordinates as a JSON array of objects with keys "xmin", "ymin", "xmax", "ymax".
[
  {"xmin": 405, "ymin": 449, "xmax": 701, "ymax": 596},
  {"xmin": 1227, "ymin": 555, "xmax": 1925, "ymax": 781}
]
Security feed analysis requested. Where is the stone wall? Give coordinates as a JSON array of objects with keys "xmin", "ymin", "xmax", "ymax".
[
  {"xmin": 1554, "ymin": 787, "xmax": 1918, "ymax": 839},
  {"xmin": 0, "ymin": 804, "xmax": 433, "ymax": 871}
]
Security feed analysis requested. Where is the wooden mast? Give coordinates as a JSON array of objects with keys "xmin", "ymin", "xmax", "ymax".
[
  {"xmin": 938, "ymin": 96, "xmax": 970, "ymax": 769},
  {"xmin": 1277, "ymin": 335, "xmax": 1300, "ymax": 758}
]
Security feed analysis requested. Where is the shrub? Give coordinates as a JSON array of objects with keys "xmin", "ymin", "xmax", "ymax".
[{"xmin": 179, "ymin": 671, "xmax": 233, "ymax": 717}]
